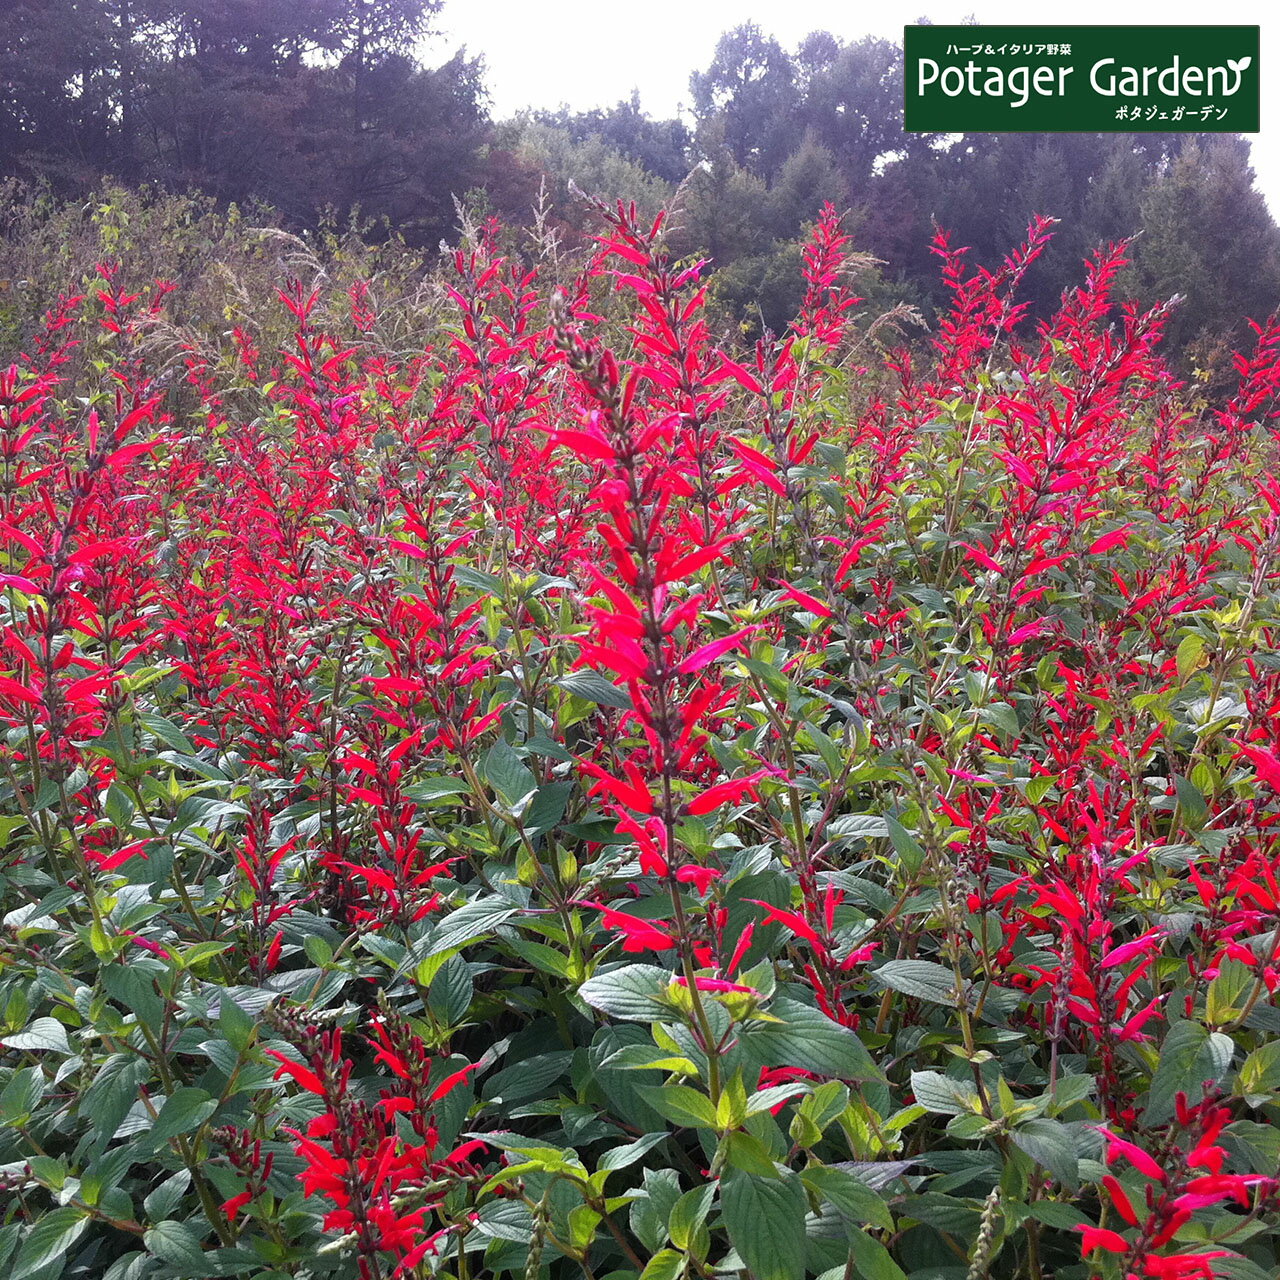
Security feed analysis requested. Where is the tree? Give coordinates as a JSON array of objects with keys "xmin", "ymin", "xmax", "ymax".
[
  {"xmin": 531, "ymin": 95, "xmax": 690, "ymax": 185},
  {"xmin": 766, "ymin": 134, "xmax": 846, "ymax": 240},
  {"xmin": 497, "ymin": 116, "xmax": 674, "ymax": 235},
  {"xmin": 1122, "ymin": 137, "xmax": 1280, "ymax": 350},
  {"xmin": 800, "ymin": 36, "xmax": 923, "ymax": 188},
  {"xmin": 668, "ymin": 144, "xmax": 771, "ymax": 268},
  {"xmin": 690, "ymin": 24, "xmax": 800, "ymax": 182},
  {"xmin": 0, "ymin": 0, "xmax": 116, "ymax": 185},
  {"xmin": 321, "ymin": 0, "xmax": 442, "ymax": 131},
  {"xmin": 0, "ymin": 0, "xmax": 485, "ymax": 245}
]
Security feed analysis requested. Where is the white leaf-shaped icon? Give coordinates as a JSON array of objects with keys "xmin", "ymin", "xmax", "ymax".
[{"xmin": 1227, "ymin": 56, "xmax": 1252, "ymax": 74}]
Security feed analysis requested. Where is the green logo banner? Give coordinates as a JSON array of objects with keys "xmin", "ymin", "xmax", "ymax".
[{"xmin": 904, "ymin": 25, "xmax": 1260, "ymax": 132}]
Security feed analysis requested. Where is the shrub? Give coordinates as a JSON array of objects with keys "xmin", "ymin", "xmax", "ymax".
[{"xmin": 1, "ymin": 198, "xmax": 1279, "ymax": 1280}]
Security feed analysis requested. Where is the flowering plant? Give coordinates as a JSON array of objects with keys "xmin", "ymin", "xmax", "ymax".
[{"xmin": 1, "ymin": 194, "xmax": 1279, "ymax": 1280}]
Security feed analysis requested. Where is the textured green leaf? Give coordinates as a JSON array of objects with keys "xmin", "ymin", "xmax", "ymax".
[
  {"xmin": 144, "ymin": 1220, "xmax": 206, "ymax": 1270},
  {"xmin": 723, "ymin": 1130, "xmax": 782, "ymax": 1177},
  {"xmin": 873, "ymin": 960, "xmax": 960, "ymax": 1006},
  {"xmin": 1010, "ymin": 1118, "xmax": 1079, "ymax": 1189},
  {"xmin": 598, "ymin": 1133, "xmax": 668, "ymax": 1171},
  {"xmin": 1147, "ymin": 1022, "xmax": 1234, "ymax": 1124},
  {"xmin": 909, "ymin": 1070, "xmax": 980, "ymax": 1116},
  {"xmin": 0, "ymin": 1065, "xmax": 45, "ymax": 1123},
  {"xmin": 802, "ymin": 1165, "xmax": 894, "ymax": 1231},
  {"xmin": 635, "ymin": 1084, "xmax": 718, "ymax": 1130},
  {"xmin": 639, "ymin": 1249, "xmax": 684, "ymax": 1280},
  {"xmin": 844, "ymin": 1224, "xmax": 909, "ymax": 1280},
  {"xmin": 740, "ymin": 998, "xmax": 882, "ymax": 1082},
  {"xmin": 578, "ymin": 964, "xmax": 672, "ymax": 1021},
  {"xmin": 1, "ymin": 1017, "xmax": 70, "ymax": 1053},
  {"xmin": 827, "ymin": 814, "xmax": 888, "ymax": 841},
  {"xmin": 556, "ymin": 670, "xmax": 634, "ymax": 710},
  {"xmin": 10, "ymin": 1208, "xmax": 88, "ymax": 1280},
  {"xmin": 148, "ymin": 1088, "xmax": 217, "ymax": 1144},
  {"xmin": 482, "ymin": 738, "xmax": 536, "ymax": 807},
  {"xmin": 720, "ymin": 1167, "xmax": 807, "ymax": 1280}
]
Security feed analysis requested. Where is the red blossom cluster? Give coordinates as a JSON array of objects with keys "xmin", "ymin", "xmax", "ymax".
[{"xmin": 4, "ymin": 199, "xmax": 1280, "ymax": 1278}]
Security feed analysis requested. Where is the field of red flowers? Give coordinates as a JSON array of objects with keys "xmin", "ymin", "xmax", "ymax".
[{"xmin": 1, "ymin": 193, "xmax": 1279, "ymax": 1280}]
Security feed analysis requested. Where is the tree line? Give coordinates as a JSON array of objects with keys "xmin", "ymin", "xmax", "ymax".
[{"xmin": 3, "ymin": 2, "xmax": 1278, "ymax": 356}]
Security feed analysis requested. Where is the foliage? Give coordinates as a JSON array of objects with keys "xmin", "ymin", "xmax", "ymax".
[
  {"xmin": 0, "ymin": 0, "xmax": 484, "ymax": 246},
  {"xmin": 1118, "ymin": 137, "xmax": 1280, "ymax": 356},
  {"xmin": 4, "ymin": 8, "xmax": 1279, "ymax": 349},
  {"xmin": 496, "ymin": 120, "xmax": 674, "ymax": 228},
  {"xmin": 1, "ymin": 192, "xmax": 1280, "ymax": 1280}
]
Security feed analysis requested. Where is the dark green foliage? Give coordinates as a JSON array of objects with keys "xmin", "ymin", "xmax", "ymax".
[
  {"xmin": 0, "ymin": 0, "xmax": 484, "ymax": 246},
  {"xmin": 3, "ymin": 10, "xmax": 1279, "ymax": 348}
]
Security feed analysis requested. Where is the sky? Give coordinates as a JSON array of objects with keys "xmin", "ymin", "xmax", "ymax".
[{"xmin": 434, "ymin": 0, "xmax": 1277, "ymax": 214}]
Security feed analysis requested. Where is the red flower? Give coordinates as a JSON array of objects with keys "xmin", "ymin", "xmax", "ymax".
[
  {"xmin": 746, "ymin": 900, "xmax": 824, "ymax": 949},
  {"xmin": 1078, "ymin": 1225, "xmax": 1129, "ymax": 1254},
  {"xmin": 592, "ymin": 905, "xmax": 676, "ymax": 953}
]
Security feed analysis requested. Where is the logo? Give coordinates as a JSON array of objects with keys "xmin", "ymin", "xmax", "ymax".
[{"xmin": 904, "ymin": 26, "xmax": 1260, "ymax": 133}]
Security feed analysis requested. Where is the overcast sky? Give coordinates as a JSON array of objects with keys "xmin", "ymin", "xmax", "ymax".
[{"xmin": 434, "ymin": 1, "xmax": 1276, "ymax": 215}]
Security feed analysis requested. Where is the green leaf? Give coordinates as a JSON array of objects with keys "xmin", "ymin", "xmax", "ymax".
[
  {"xmin": 1176, "ymin": 633, "xmax": 1207, "ymax": 679},
  {"xmin": 827, "ymin": 814, "xmax": 888, "ymax": 842},
  {"xmin": 635, "ymin": 1084, "xmax": 719, "ymax": 1130},
  {"xmin": 475, "ymin": 1199, "xmax": 535, "ymax": 1245},
  {"xmin": 843, "ymin": 1225, "xmax": 909, "ymax": 1280},
  {"xmin": 524, "ymin": 781, "xmax": 572, "ymax": 835},
  {"xmin": 1, "ymin": 1017, "xmax": 70, "ymax": 1053},
  {"xmin": 723, "ymin": 1130, "xmax": 781, "ymax": 1177},
  {"xmin": 740, "ymin": 998, "xmax": 882, "ymax": 1082},
  {"xmin": 1023, "ymin": 774, "xmax": 1055, "ymax": 804},
  {"xmin": 482, "ymin": 1051, "xmax": 570, "ymax": 1105},
  {"xmin": 148, "ymin": 1087, "xmax": 217, "ymax": 1144},
  {"xmin": 404, "ymin": 777, "xmax": 473, "ymax": 802},
  {"xmin": 428, "ymin": 954, "xmax": 474, "ymax": 1025},
  {"xmin": 397, "ymin": 899, "xmax": 517, "ymax": 980},
  {"xmin": 667, "ymin": 1184, "xmax": 715, "ymax": 1251},
  {"xmin": 884, "ymin": 817, "xmax": 924, "ymax": 874},
  {"xmin": 639, "ymin": 1249, "xmax": 684, "ymax": 1280},
  {"xmin": 1209, "ymin": 1256, "xmax": 1278, "ymax": 1280},
  {"xmin": 1028, "ymin": 1202, "xmax": 1090, "ymax": 1229},
  {"xmin": 505, "ymin": 937, "xmax": 574, "ymax": 979},
  {"xmin": 873, "ymin": 960, "xmax": 960, "ymax": 1006},
  {"xmin": 798, "ymin": 1081, "xmax": 850, "ymax": 1134},
  {"xmin": 0, "ymin": 1066, "xmax": 45, "ymax": 1123},
  {"xmin": 82, "ymin": 1054, "xmax": 150, "ymax": 1140},
  {"xmin": 1009, "ymin": 1118, "xmax": 1079, "ymax": 1189},
  {"xmin": 1207, "ymin": 959, "xmax": 1254, "ymax": 1025},
  {"xmin": 482, "ymin": 738, "xmax": 536, "ymax": 808},
  {"xmin": 0, "ymin": 1224, "xmax": 19, "ymax": 1273},
  {"xmin": 801, "ymin": 1165, "xmax": 894, "ymax": 1232},
  {"xmin": 10, "ymin": 1207, "xmax": 89, "ymax": 1280},
  {"xmin": 1147, "ymin": 1022, "xmax": 1234, "ymax": 1124},
  {"xmin": 143, "ymin": 1171, "xmax": 191, "ymax": 1223},
  {"xmin": 578, "ymin": 964, "xmax": 672, "ymax": 1021},
  {"xmin": 556, "ymin": 670, "xmax": 634, "ymax": 710},
  {"xmin": 909, "ymin": 1071, "xmax": 981, "ymax": 1116},
  {"xmin": 452, "ymin": 564, "xmax": 503, "ymax": 594},
  {"xmin": 983, "ymin": 702, "xmax": 1021, "ymax": 740},
  {"xmin": 569, "ymin": 1203, "xmax": 602, "ymax": 1253},
  {"xmin": 144, "ymin": 1220, "xmax": 207, "ymax": 1270},
  {"xmin": 719, "ymin": 1167, "xmax": 807, "ymax": 1280},
  {"xmin": 138, "ymin": 713, "xmax": 195, "ymax": 753},
  {"xmin": 179, "ymin": 940, "xmax": 235, "ymax": 970},
  {"xmin": 1172, "ymin": 774, "xmax": 1207, "ymax": 826},
  {"xmin": 1237, "ymin": 1040, "xmax": 1280, "ymax": 1106},
  {"xmin": 599, "ymin": 1133, "xmax": 668, "ymax": 1172},
  {"xmin": 600, "ymin": 1043, "xmax": 698, "ymax": 1073},
  {"xmin": 218, "ymin": 997, "xmax": 255, "ymax": 1054}
]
